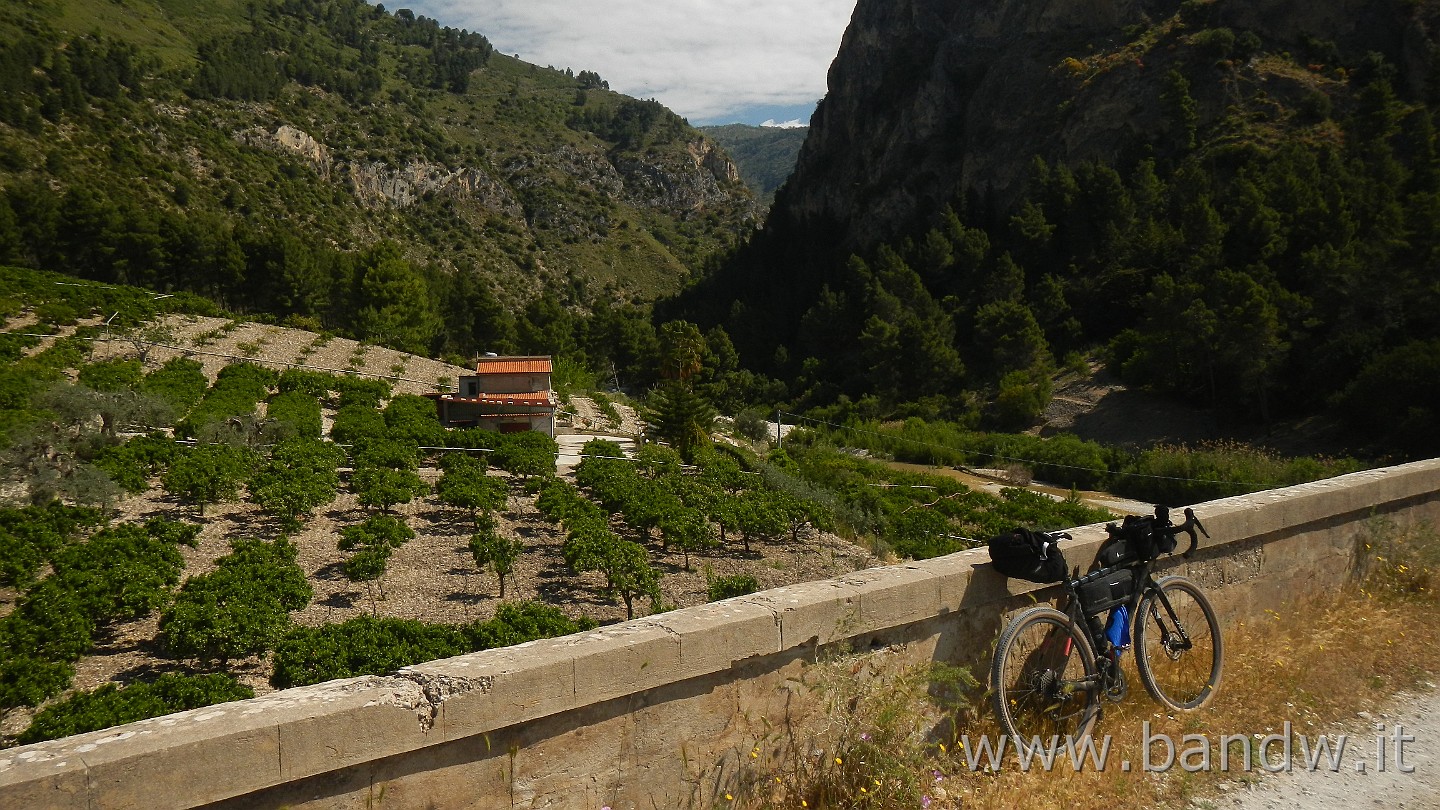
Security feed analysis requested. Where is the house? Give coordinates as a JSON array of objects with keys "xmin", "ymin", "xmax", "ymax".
[{"xmin": 426, "ymin": 355, "xmax": 556, "ymax": 437}]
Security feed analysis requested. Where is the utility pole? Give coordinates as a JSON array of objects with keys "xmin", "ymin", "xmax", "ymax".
[{"xmin": 775, "ymin": 409, "xmax": 782, "ymax": 449}]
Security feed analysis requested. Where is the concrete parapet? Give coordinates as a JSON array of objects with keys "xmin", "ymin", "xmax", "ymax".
[{"xmin": 2, "ymin": 458, "xmax": 1438, "ymax": 808}]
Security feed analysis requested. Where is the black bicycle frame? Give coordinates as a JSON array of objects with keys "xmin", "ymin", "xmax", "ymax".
[{"xmin": 1058, "ymin": 555, "xmax": 1190, "ymax": 692}]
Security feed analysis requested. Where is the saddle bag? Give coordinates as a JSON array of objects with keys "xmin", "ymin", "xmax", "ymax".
[{"xmin": 988, "ymin": 527, "xmax": 1068, "ymax": 583}]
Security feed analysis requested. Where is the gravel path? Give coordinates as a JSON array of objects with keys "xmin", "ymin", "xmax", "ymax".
[{"xmin": 1214, "ymin": 685, "xmax": 1440, "ymax": 809}]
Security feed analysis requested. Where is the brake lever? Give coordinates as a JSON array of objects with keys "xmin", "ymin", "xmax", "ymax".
[
  {"xmin": 1185, "ymin": 507, "xmax": 1210, "ymax": 538},
  {"xmin": 1180, "ymin": 507, "xmax": 1207, "ymax": 559}
]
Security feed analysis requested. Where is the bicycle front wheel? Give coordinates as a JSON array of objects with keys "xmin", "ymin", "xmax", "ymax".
[
  {"xmin": 1134, "ymin": 575, "xmax": 1223, "ymax": 711},
  {"xmin": 991, "ymin": 606, "xmax": 1100, "ymax": 748}
]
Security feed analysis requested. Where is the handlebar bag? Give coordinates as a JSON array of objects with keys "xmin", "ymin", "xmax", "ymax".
[
  {"xmin": 1105, "ymin": 514, "xmax": 1176, "ymax": 563},
  {"xmin": 988, "ymin": 527, "xmax": 1068, "ymax": 583}
]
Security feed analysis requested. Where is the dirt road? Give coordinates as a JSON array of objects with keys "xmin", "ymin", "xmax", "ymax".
[{"xmin": 1217, "ymin": 685, "xmax": 1439, "ymax": 809}]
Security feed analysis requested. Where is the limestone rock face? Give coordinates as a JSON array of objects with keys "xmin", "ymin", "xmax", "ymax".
[
  {"xmin": 778, "ymin": 0, "xmax": 1435, "ymax": 251},
  {"xmin": 616, "ymin": 137, "xmax": 747, "ymax": 213},
  {"xmin": 251, "ymin": 124, "xmax": 750, "ymax": 233}
]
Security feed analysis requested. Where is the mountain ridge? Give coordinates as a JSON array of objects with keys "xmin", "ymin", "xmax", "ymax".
[
  {"xmin": 0, "ymin": 0, "xmax": 756, "ymax": 324},
  {"xmin": 663, "ymin": 0, "xmax": 1440, "ymax": 458}
]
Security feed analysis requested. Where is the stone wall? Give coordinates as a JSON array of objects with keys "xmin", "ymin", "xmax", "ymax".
[{"xmin": 4, "ymin": 460, "xmax": 1439, "ymax": 809}]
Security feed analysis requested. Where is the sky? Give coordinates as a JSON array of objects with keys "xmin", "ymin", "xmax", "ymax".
[{"xmin": 393, "ymin": 0, "xmax": 857, "ymax": 125}]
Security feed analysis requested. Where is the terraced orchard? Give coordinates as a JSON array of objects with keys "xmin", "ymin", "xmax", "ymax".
[{"xmin": 0, "ymin": 280, "xmax": 1112, "ymax": 747}]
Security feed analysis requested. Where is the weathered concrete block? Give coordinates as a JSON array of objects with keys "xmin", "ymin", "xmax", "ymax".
[
  {"xmin": 835, "ymin": 563, "xmax": 942, "ymax": 634},
  {"xmin": 907, "ymin": 549, "xmax": 978, "ymax": 610},
  {"xmin": 644, "ymin": 600, "xmax": 782, "ymax": 674},
  {"xmin": 403, "ymin": 639, "xmax": 577, "ymax": 743},
  {"xmin": 0, "ymin": 749, "xmax": 93, "ymax": 810},
  {"xmin": 560, "ymin": 623, "xmax": 684, "ymax": 702},
  {"xmin": 274, "ymin": 681, "xmax": 437, "ymax": 781},
  {"xmin": 744, "ymin": 579, "xmax": 863, "ymax": 649},
  {"xmin": 1199, "ymin": 499, "xmax": 1276, "ymax": 547},
  {"xmin": 0, "ymin": 687, "xmax": 340, "ymax": 809}
]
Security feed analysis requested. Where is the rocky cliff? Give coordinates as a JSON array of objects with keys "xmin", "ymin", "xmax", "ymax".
[{"xmin": 779, "ymin": 0, "xmax": 1439, "ymax": 251}]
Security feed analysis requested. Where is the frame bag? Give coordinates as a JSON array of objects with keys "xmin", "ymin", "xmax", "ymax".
[{"xmin": 988, "ymin": 527, "xmax": 1068, "ymax": 583}]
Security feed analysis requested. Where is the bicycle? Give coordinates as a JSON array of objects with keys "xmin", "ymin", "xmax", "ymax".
[{"xmin": 989, "ymin": 506, "xmax": 1223, "ymax": 749}]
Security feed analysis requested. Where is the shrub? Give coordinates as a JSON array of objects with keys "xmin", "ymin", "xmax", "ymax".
[
  {"xmin": 163, "ymin": 443, "xmax": 259, "ymax": 515},
  {"xmin": 160, "ymin": 537, "xmax": 311, "ymax": 666},
  {"xmin": 139, "ymin": 358, "xmax": 207, "ymax": 414},
  {"xmin": 18, "ymin": 673, "xmax": 254, "ymax": 744},
  {"xmin": 383, "ymin": 393, "xmax": 444, "ymax": 445},
  {"xmin": 266, "ymin": 390, "xmax": 322, "ymax": 438},
  {"xmin": 249, "ymin": 439, "xmax": 345, "ymax": 529},
  {"xmin": 708, "ymin": 574, "xmax": 760, "ymax": 601},
  {"xmin": 0, "ymin": 503, "xmax": 104, "ymax": 587},
  {"xmin": 330, "ymin": 404, "xmax": 387, "ymax": 446},
  {"xmin": 333, "ymin": 376, "xmax": 391, "ymax": 409},
  {"xmin": 351, "ymin": 464, "xmax": 428, "ymax": 513},
  {"xmin": 276, "ymin": 369, "xmax": 335, "ymax": 399},
  {"xmin": 270, "ymin": 602, "xmax": 592, "ymax": 689},
  {"xmin": 492, "ymin": 431, "xmax": 557, "ymax": 479},
  {"xmin": 436, "ymin": 456, "xmax": 507, "ymax": 527},
  {"xmin": 49, "ymin": 520, "xmax": 195, "ymax": 624},
  {"xmin": 176, "ymin": 362, "xmax": 275, "ymax": 438},
  {"xmin": 1113, "ymin": 442, "xmax": 1366, "ymax": 505},
  {"xmin": 93, "ymin": 433, "xmax": 181, "ymax": 493},
  {"xmin": 270, "ymin": 616, "xmax": 468, "ymax": 689},
  {"xmin": 78, "ymin": 359, "xmax": 143, "ymax": 392}
]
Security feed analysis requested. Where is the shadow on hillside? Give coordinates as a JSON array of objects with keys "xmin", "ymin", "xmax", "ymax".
[
  {"xmin": 415, "ymin": 506, "xmax": 468, "ymax": 535},
  {"xmin": 534, "ymin": 568, "xmax": 610, "ymax": 608},
  {"xmin": 108, "ymin": 659, "xmax": 196, "ymax": 685},
  {"xmin": 318, "ymin": 590, "xmax": 358, "ymax": 610},
  {"xmin": 312, "ymin": 561, "xmax": 348, "ymax": 581}
]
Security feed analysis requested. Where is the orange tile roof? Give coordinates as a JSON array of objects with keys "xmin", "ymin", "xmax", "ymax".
[{"xmin": 474, "ymin": 356, "xmax": 552, "ymax": 374}]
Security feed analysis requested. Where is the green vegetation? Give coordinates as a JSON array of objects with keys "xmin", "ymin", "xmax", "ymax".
[
  {"xmin": 248, "ymin": 438, "xmax": 345, "ymax": 529},
  {"xmin": 337, "ymin": 514, "xmax": 414, "ymax": 610},
  {"xmin": 796, "ymin": 416, "xmax": 1365, "ymax": 506},
  {"xmin": 162, "ymin": 442, "xmax": 259, "ymax": 516},
  {"xmin": 673, "ymin": 26, "xmax": 1440, "ymax": 461},
  {"xmin": 269, "ymin": 602, "xmax": 594, "ymax": 689},
  {"xmin": 0, "ymin": 0, "xmax": 754, "ymax": 355},
  {"xmin": 469, "ymin": 525, "xmax": 524, "ymax": 599},
  {"xmin": 159, "ymin": 537, "xmax": 312, "ymax": 667},
  {"xmin": 19, "ymin": 674, "xmax": 254, "ymax": 745},
  {"xmin": 437, "ymin": 453, "xmax": 507, "ymax": 529},
  {"xmin": 707, "ymin": 573, "xmax": 760, "ymax": 601},
  {"xmin": 0, "ymin": 517, "xmax": 197, "ymax": 712}
]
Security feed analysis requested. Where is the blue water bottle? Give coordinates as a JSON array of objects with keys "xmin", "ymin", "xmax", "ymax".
[{"xmin": 1105, "ymin": 605, "xmax": 1131, "ymax": 650}]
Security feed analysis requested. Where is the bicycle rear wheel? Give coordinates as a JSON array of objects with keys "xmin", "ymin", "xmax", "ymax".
[
  {"xmin": 990, "ymin": 606, "xmax": 1100, "ymax": 749},
  {"xmin": 1134, "ymin": 575, "xmax": 1223, "ymax": 711}
]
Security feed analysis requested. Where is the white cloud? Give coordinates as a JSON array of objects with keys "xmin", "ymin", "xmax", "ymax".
[
  {"xmin": 760, "ymin": 118, "xmax": 808, "ymax": 128},
  {"xmin": 398, "ymin": 0, "xmax": 854, "ymax": 123}
]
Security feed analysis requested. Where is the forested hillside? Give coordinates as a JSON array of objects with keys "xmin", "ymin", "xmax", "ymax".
[
  {"xmin": 0, "ymin": 0, "xmax": 756, "ymax": 362},
  {"xmin": 667, "ymin": 0, "xmax": 1440, "ymax": 459}
]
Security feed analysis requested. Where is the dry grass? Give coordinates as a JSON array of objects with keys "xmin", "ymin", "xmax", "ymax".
[{"xmin": 727, "ymin": 520, "xmax": 1440, "ymax": 809}]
